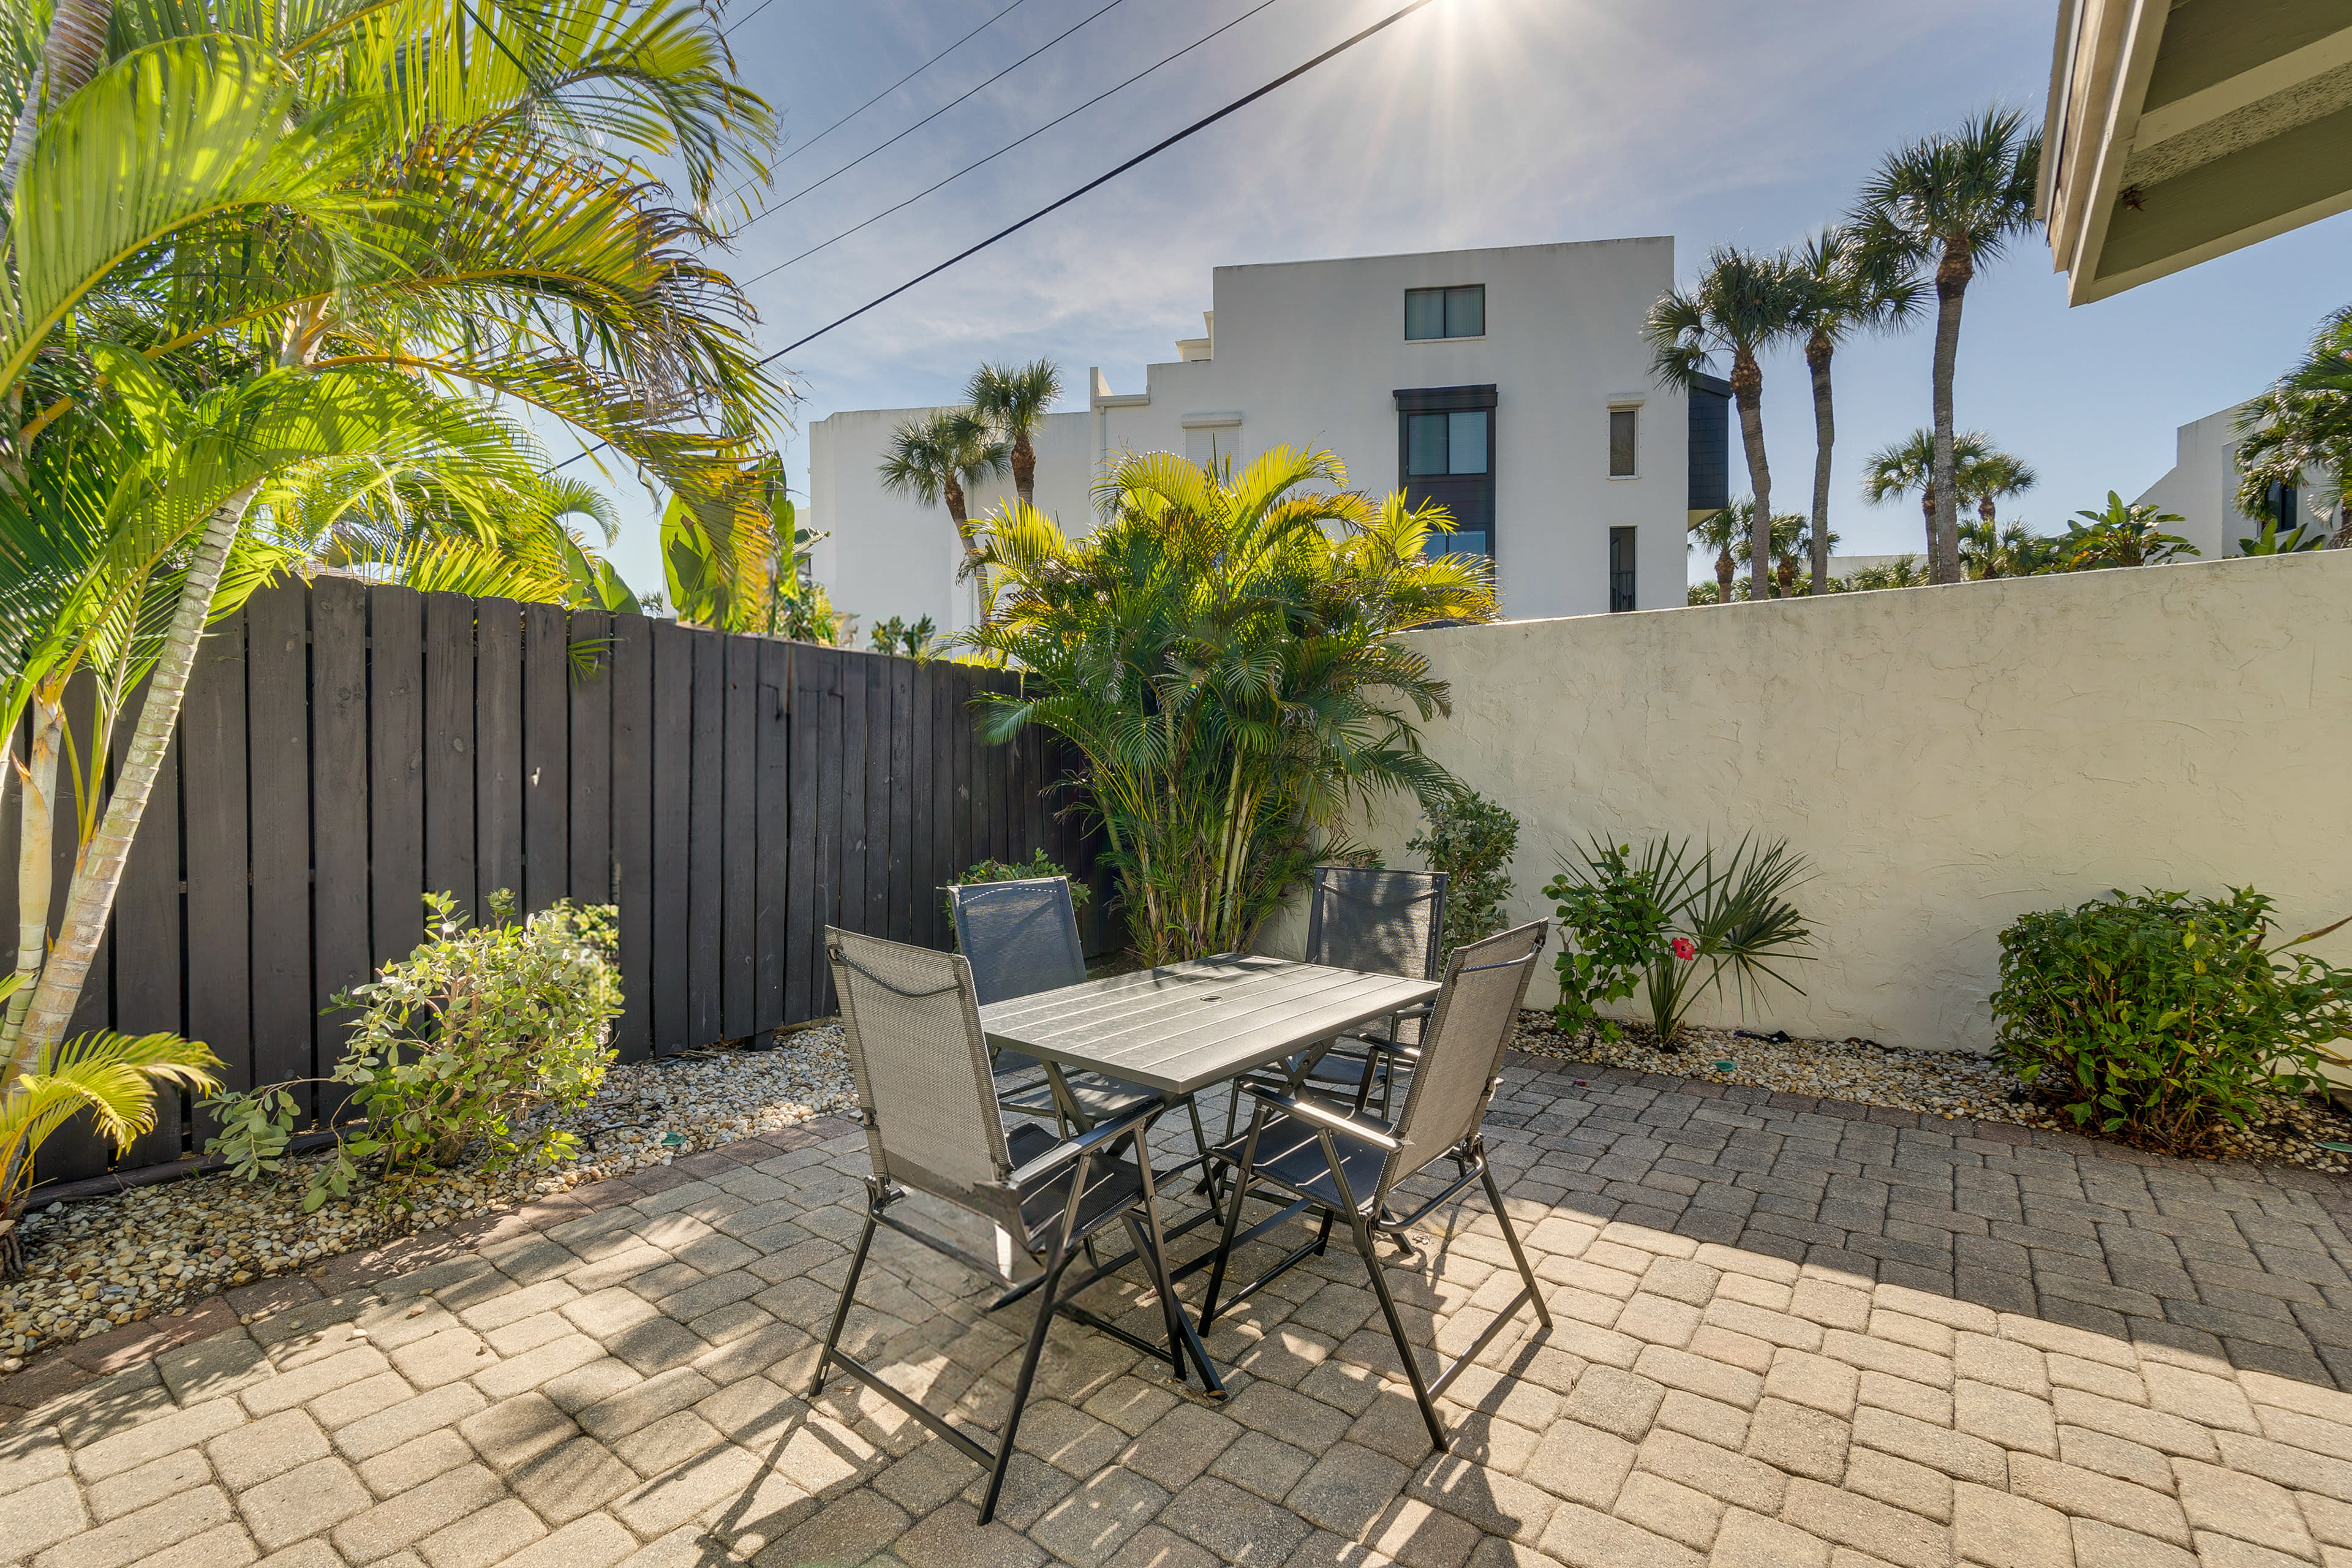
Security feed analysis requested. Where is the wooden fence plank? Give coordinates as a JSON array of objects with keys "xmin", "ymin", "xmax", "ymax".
[
  {"xmin": 753, "ymin": 640, "xmax": 790, "ymax": 1032},
  {"xmin": 720, "ymin": 635, "xmax": 755, "ymax": 1036},
  {"xmin": 687, "ymin": 629, "xmax": 723, "ymax": 1046},
  {"xmin": 475, "ymin": 599, "xmax": 524, "ymax": 916},
  {"xmin": 864, "ymin": 654, "xmax": 891, "ymax": 941},
  {"xmin": 927, "ymin": 663, "xmax": 951, "ymax": 949},
  {"xmin": 888, "ymin": 657, "xmax": 915, "ymax": 944},
  {"xmin": 952, "ymin": 665, "xmax": 974, "ymax": 891},
  {"xmin": 40, "ymin": 674, "xmax": 110, "ymax": 1181},
  {"xmin": 569, "ymin": 611, "xmax": 613, "ymax": 914},
  {"xmin": 113, "ymin": 677, "xmax": 183, "ymax": 1168},
  {"xmin": 609, "ymin": 614, "xmax": 654, "ymax": 1061},
  {"xmin": 369, "ymin": 588, "xmax": 426, "ymax": 973},
  {"xmin": 246, "ymin": 583, "xmax": 312, "ymax": 1110},
  {"xmin": 649, "ymin": 620, "xmax": 692, "ymax": 1054},
  {"xmin": 839, "ymin": 651, "xmax": 867, "ymax": 939},
  {"xmin": 786, "ymin": 644, "xmax": 821, "ymax": 1019},
  {"xmin": 521, "ymin": 601, "xmax": 569, "ymax": 914},
  {"xmin": 184, "ymin": 614, "xmax": 251, "ymax": 1140},
  {"xmin": 421, "ymin": 593, "xmax": 477, "ymax": 924},
  {"xmin": 813, "ymin": 647, "xmax": 843, "ymax": 1016},
  {"xmin": 311, "ymin": 576, "xmax": 372, "ymax": 1115}
]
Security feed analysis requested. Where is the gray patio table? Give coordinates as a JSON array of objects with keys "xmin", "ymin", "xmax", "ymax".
[{"xmin": 977, "ymin": 952, "xmax": 1441, "ymax": 1396}]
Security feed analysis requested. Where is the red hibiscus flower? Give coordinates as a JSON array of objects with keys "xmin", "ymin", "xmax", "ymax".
[{"xmin": 1670, "ymin": 937, "xmax": 1697, "ymax": 961}]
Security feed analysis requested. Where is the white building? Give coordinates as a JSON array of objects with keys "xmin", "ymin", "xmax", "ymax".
[
  {"xmin": 807, "ymin": 237, "xmax": 1728, "ymax": 633},
  {"xmin": 2136, "ymin": 401, "xmax": 2341, "ymax": 558}
]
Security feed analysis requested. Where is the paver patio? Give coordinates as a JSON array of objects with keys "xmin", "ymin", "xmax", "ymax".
[{"xmin": 8, "ymin": 1050, "xmax": 2352, "ymax": 1568}]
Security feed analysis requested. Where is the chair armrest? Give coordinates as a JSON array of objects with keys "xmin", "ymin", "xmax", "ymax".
[
  {"xmin": 1242, "ymin": 1084, "xmax": 1403, "ymax": 1152},
  {"xmin": 1004, "ymin": 1099, "xmax": 1161, "ymax": 1190}
]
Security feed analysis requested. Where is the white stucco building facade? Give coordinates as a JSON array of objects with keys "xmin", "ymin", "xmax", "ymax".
[
  {"xmin": 2136, "ymin": 400, "xmax": 2342, "ymax": 558},
  {"xmin": 807, "ymin": 237, "xmax": 1726, "ymax": 634}
]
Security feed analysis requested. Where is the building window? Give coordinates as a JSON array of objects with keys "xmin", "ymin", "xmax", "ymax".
[
  {"xmin": 1405, "ymin": 410, "xmax": 1488, "ymax": 477},
  {"xmin": 1610, "ymin": 527, "xmax": 1637, "ymax": 611},
  {"xmin": 1609, "ymin": 409, "xmax": 1637, "ymax": 477},
  {"xmin": 1396, "ymin": 385, "xmax": 1496, "ymax": 557},
  {"xmin": 2264, "ymin": 481, "xmax": 2299, "ymax": 535},
  {"xmin": 1405, "ymin": 285, "xmax": 1485, "ymax": 341}
]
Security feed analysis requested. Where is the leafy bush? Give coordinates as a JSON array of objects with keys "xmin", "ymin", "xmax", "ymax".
[
  {"xmin": 1990, "ymin": 888, "xmax": 2352, "ymax": 1154},
  {"xmin": 946, "ymin": 850, "xmax": 1091, "ymax": 937},
  {"xmin": 1408, "ymin": 791, "xmax": 1520, "ymax": 957},
  {"xmin": 1546, "ymin": 835, "xmax": 1813, "ymax": 1046},
  {"xmin": 208, "ymin": 893, "xmax": 624, "ymax": 1210}
]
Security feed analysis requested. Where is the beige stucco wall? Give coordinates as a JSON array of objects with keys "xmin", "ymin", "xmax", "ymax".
[{"xmin": 1338, "ymin": 551, "xmax": 2352, "ymax": 1052}]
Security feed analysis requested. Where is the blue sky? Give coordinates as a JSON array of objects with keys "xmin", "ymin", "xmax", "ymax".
[{"xmin": 578, "ymin": 0, "xmax": 2352, "ymax": 599}]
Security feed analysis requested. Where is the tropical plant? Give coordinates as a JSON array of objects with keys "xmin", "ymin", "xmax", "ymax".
[
  {"xmin": 968, "ymin": 360, "xmax": 1063, "ymax": 509},
  {"xmin": 877, "ymin": 408, "xmax": 1009, "ymax": 615},
  {"xmin": 1687, "ymin": 503, "xmax": 1743, "ymax": 602},
  {"xmin": 1546, "ymin": 835, "xmax": 1814, "ymax": 1047},
  {"xmin": 1852, "ymin": 107, "xmax": 2043, "ymax": 584},
  {"xmin": 2237, "ymin": 513, "xmax": 2326, "ymax": 556},
  {"xmin": 963, "ymin": 448, "xmax": 1497, "ymax": 965},
  {"xmin": 1773, "ymin": 513, "xmax": 1833, "ymax": 597},
  {"xmin": 1959, "ymin": 518, "xmax": 2060, "ymax": 579},
  {"xmin": 0, "ymin": 970, "xmax": 222, "ymax": 1275},
  {"xmin": 1834, "ymin": 555, "xmax": 1932, "ymax": 592},
  {"xmin": 1647, "ymin": 247, "xmax": 1798, "ymax": 597},
  {"xmin": 206, "ymin": 892, "xmax": 622, "ymax": 1210},
  {"xmin": 1861, "ymin": 428, "xmax": 1992, "ymax": 562},
  {"xmin": 1785, "ymin": 225, "xmax": 1922, "ymax": 594},
  {"xmin": 870, "ymin": 614, "xmax": 942, "ymax": 660},
  {"xmin": 2056, "ymin": 493, "xmax": 2198, "ymax": 570},
  {"xmin": 663, "ymin": 467, "xmax": 847, "ymax": 641},
  {"xmin": 2234, "ymin": 304, "xmax": 2352, "ymax": 546},
  {"xmin": 1991, "ymin": 889, "xmax": 2352, "ymax": 1155},
  {"xmin": 1407, "ymin": 790, "xmax": 1520, "ymax": 958},
  {"xmin": 0, "ymin": 0, "xmax": 786, "ymax": 1084},
  {"xmin": 1961, "ymin": 448, "xmax": 2038, "ymax": 532}
]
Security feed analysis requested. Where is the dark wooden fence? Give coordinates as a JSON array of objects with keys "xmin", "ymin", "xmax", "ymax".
[{"xmin": 2, "ymin": 578, "xmax": 1103, "ymax": 1185}]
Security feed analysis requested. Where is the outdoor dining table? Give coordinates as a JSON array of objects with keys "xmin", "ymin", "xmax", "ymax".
[{"xmin": 976, "ymin": 952, "xmax": 1441, "ymax": 1397}]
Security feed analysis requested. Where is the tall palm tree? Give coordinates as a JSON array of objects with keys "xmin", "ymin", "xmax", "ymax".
[
  {"xmin": 1852, "ymin": 107, "xmax": 2043, "ymax": 584},
  {"xmin": 0, "ymin": 0, "xmax": 783, "ymax": 1074},
  {"xmin": 1776, "ymin": 513, "xmax": 1836, "ymax": 597},
  {"xmin": 1861, "ymin": 428, "xmax": 1996, "ymax": 561},
  {"xmin": 1960, "ymin": 449, "xmax": 2037, "ymax": 531},
  {"xmin": 1784, "ymin": 226, "xmax": 1921, "ymax": 595},
  {"xmin": 968, "ymin": 360, "xmax": 1063, "ymax": 508},
  {"xmin": 876, "ymin": 408, "xmax": 1009, "ymax": 607},
  {"xmin": 2235, "ymin": 305, "xmax": 2352, "ymax": 545},
  {"xmin": 1647, "ymin": 247, "xmax": 1797, "ymax": 597}
]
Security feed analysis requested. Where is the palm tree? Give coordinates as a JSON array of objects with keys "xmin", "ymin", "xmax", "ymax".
[
  {"xmin": 1852, "ymin": 107, "xmax": 2043, "ymax": 584},
  {"xmin": 1960, "ymin": 448, "xmax": 2038, "ymax": 532},
  {"xmin": 877, "ymin": 409, "xmax": 1009, "ymax": 607},
  {"xmin": 0, "ymin": 0, "xmax": 783, "ymax": 1077},
  {"xmin": 964, "ymin": 448, "xmax": 1495, "ymax": 963},
  {"xmin": 1647, "ymin": 248, "xmax": 1798, "ymax": 597},
  {"xmin": 1861, "ymin": 428, "xmax": 1997, "ymax": 561},
  {"xmin": 1959, "ymin": 518, "xmax": 2058, "ymax": 579},
  {"xmin": 1776, "ymin": 513, "xmax": 1837, "ymax": 597},
  {"xmin": 1784, "ymin": 227, "xmax": 1921, "ymax": 595},
  {"xmin": 1688, "ymin": 502, "xmax": 1744, "ymax": 601},
  {"xmin": 968, "ymin": 360, "xmax": 1063, "ymax": 508},
  {"xmin": 2235, "ymin": 306, "xmax": 2352, "ymax": 545}
]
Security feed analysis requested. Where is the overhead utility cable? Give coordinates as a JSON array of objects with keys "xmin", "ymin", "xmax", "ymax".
[
  {"xmin": 745, "ymin": 0, "xmax": 1033, "ymax": 146},
  {"xmin": 752, "ymin": 0, "xmax": 1130, "ymax": 217},
  {"xmin": 737, "ymin": 0, "xmax": 1288, "ymax": 287},
  {"xmin": 553, "ymin": 0, "xmax": 1446, "ymax": 472}
]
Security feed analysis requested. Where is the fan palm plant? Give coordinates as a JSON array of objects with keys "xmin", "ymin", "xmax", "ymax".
[
  {"xmin": 1861, "ymin": 428, "xmax": 1995, "ymax": 560},
  {"xmin": 1785, "ymin": 226, "xmax": 1921, "ymax": 594},
  {"xmin": 963, "ymin": 448, "xmax": 1496, "ymax": 964},
  {"xmin": 1688, "ymin": 502, "xmax": 1744, "ymax": 601},
  {"xmin": 1959, "ymin": 518, "xmax": 2058, "ymax": 579},
  {"xmin": 0, "ymin": 0, "xmax": 784, "ymax": 1077},
  {"xmin": 876, "ymin": 408, "xmax": 1009, "ymax": 611},
  {"xmin": 1852, "ymin": 107, "xmax": 2043, "ymax": 584},
  {"xmin": 1961, "ymin": 448, "xmax": 2038, "ymax": 532},
  {"xmin": 1646, "ymin": 247, "xmax": 1798, "ymax": 597},
  {"xmin": 2234, "ymin": 306, "xmax": 2352, "ymax": 546},
  {"xmin": 968, "ymin": 360, "xmax": 1062, "ymax": 508}
]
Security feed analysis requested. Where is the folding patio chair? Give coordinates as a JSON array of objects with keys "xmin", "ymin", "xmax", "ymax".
[
  {"xmin": 1200, "ymin": 920, "xmax": 1553, "ymax": 1452},
  {"xmin": 948, "ymin": 875, "xmax": 1163, "ymax": 1132},
  {"xmin": 812, "ymin": 929, "xmax": 1195, "ymax": 1524},
  {"xmin": 1227, "ymin": 866, "xmax": 1449, "ymax": 1132}
]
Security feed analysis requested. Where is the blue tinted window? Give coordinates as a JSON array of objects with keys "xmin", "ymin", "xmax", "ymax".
[{"xmin": 1447, "ymin": 411, "xmax": 1487, "ymax": 475}]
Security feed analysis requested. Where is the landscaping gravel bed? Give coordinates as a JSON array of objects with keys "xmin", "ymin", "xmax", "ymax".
[
  {"xmin": 1510, "ymin": 1012, "xmax": 2352, "ymax": 1177},
  {"xmin": 0, "ymin": 1025, "xmax": 856, "ymax": 1365}
]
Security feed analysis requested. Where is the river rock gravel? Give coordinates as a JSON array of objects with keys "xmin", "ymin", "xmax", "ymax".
[
  {"xmin": 1510, "ymin": 1012, "xmax": 2352, "ymax": 1178},
  {"xmin": 0, "ymin": 1025, "xmax": 856, "ymax": 1364}
]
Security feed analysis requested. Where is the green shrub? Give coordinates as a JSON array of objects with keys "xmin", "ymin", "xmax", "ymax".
[
  {"xmin": 208, "ymin": 892, "xmax": 624, "ymax": 1210},
  {"xmin": 1991, "ymin": 888, "xmax": 2352, "ymax": 1154},
  {"xmin": 1545, "ymin": 835, "xmax": 1813, "ymax": 1046},
  {"xmin": 946, "ymin": 850, "xmax": 1091, "ymax": 939},
  {"xmin": 1408, "ymin": 790, "xmax": 1520, "ymax": 957}
]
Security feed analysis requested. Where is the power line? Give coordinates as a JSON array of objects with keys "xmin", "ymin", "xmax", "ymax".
[
  {"xmin": 753, "ymin": 0, "xmax": 1130, "ymax": 219},
  {"xmin": 749, "ymin": 0, "xmax": 1033, "ymax": 148},
  {"xmin": 739, "ymin": 0, "xmax": 1287, "ymax": 288},
  {"xmin": 555, "ymin": 0, "xmax": 1447, "ymax": 473}
]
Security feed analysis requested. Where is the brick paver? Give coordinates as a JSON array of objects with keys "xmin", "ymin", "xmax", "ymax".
[{"xmin": 10, "ymin": 1054, "xmax": 2352, "ymax": 1567}]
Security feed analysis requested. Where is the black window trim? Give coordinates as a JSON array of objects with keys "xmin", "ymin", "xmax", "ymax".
[
  {"xmin": 1403, "ymin": 284, "xmax": 1487, "ymax": 341},
  {"xmin": 1395, "ymin": 385, "xmax": 1498, "ymax": 560}
]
